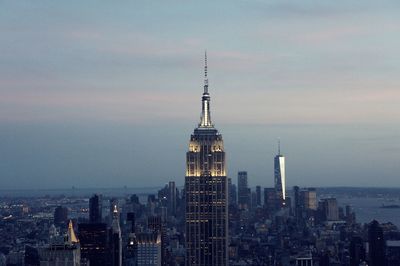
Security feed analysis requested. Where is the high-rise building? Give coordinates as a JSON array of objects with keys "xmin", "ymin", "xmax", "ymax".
[
  {"xmin": 274, "ymin": 141, "xmax": 286, "ymax": 208},
  {"xmin": 185, "ymin": 53, "xmax": 228, "ymax": 266},
  {"xmin": 54, "ymin": 206, "xmax": 68, "ymax": 226},
  {"xmin": 295, "ymin": 251, "xmax": 313, "ymax": 266},
  {"xmin": 227, "ymin": 178, "xmax": 237, "ymax": 207},
  {"xmin": 168, "ymin": 181, "xmax": 177, "ymax": 217},
  {"xmin": 109, "ymin": 198, "xmax": 118, "ymax": 223},
  {"xmin": 148, "ymin": 216, "xmax": 167, "ymax": 266},
  {"xmin": 89, "ymin": 194, "xmax": 102, "ymax": 223},
  {"xmin": 293, "ymin": 186, "xmax": 301, "ymax": 220},
  {"xmin": 38, "ymin": 243, "xmax": 81, "ymax": 266},
  {"xmin": 368, "ymin": 220, "xmax": 387, "ymax": 266},
  {"xmin": 130, "ymin": 194, "xmax": 140, "ymax": 204},
  {"xmin": 39, "ymin": 221, "xmax": 81, "ymax": 266},
  {"xmin": 158, "ymin": 184, "xmax": 169, "ymax": 208},
  {"xmin": 136, "ymin": 232, "xmax": 162, "ymax": 266},
  {"xmin": 125, "ymin": 213, "xmax": 136, "ymax": 266},
  {"xmin": 250, "ymin": 191, "xmax": 257, "ymax": 210},
  {"xmin": 127, "ymin": 212, "xmax": 135, "ymax": 234},
  {"xmin": 320, "ymin": 198, "xmax": 339, "ymax": 221},
  {"xmin": 238, "ymin": 171, "xmax": 250, "ymax": 210},
  {"xmin": 264, "ymin": 187, "xmax": 276, "ymax": 213},
  {"xmin": 79, "ymin": 223, "xmax": 110, "ymax": 265},
  {"xmin": 256, "ymin": 186, "xmax": 262, "ymax": 207},
  {"xmin": 350, "ymin": 236, "xmax": 366, "ymax": 266},
  {"xmin": 110, "ymin": 203, "xmax": 122, "ymax": 266},
  {"xmin": 301, "ymin": 188, "xmax": 317, "ymax": 210}
]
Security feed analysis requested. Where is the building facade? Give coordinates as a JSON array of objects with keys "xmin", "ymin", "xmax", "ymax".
[
  {"xmin": 301, "ymin": 188, "xmax": 317, "ymax": 211},
  {"xmin": 368, "ymin": 220, "xmax": 387, "ymax": 266},
  {"xmin": 39, "ymin": 221, "xmax": 81, "ymax": 266},
  {"xmin": 168, "ymin": 181, "xmax": 177, "ymax": 217},
  {"xmin": 78, "ymin": 223, "xmax": 110, "ymax": 265},
  {"xmin": 320, "ymin": 198, "xmax": 339, "ymax": 221},
  {"xmin": 137, "ymin": 233, "xmax": 162, "ymax": 266},
  {"xmin": 237, "ymin": 171, "xmax": 250, "ymax": 210},
  {"xmin": 185, "ymin": 53, "xmax": 228, "ymax": 266},
  {"xmin": 89, "ymin": 194, "xmax": 102, "ymax": 223},
  {"xmin": 110, "ymin": 204, "xmax": 122, "ymax": 266},
  {"xmin": 255, "ymin": 186, "xmax": 262, "ymax": 207},
  {"xmin": 227, "ymin": 178, "xmax": 237, "ymax": 207}
]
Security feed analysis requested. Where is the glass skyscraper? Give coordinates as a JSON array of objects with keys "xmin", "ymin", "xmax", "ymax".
[
  {"xmin": 274, "ymin": 142, "xmax": 286, "ymax": 208},
  {"xmin": 185, "ymin": 53, "xmax": 228, "ymax": 266}
]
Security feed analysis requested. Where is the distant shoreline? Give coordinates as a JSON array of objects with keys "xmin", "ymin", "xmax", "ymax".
[
  {"xmin": 0, "ymin": 187, "xmax": 163, "ymax": 198},
  {"xmin": 1, "ymin": 186, "xmax": 400, "ymax": 198}
]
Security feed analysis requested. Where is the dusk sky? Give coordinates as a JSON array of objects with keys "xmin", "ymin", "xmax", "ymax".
[{"xmin": 1, "ymin": 1, "xmax": 400, "ymax": 189}]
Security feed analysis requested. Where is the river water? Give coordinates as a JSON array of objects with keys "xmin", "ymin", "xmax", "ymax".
[{"xmin": 336, "ymin": 196, "xmax": 400, "ymax": 227}]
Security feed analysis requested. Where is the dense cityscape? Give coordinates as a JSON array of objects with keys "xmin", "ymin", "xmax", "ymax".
[
  {"xmin": 1, "ymin": 57, "xmax": 400, "ymax": 266},
  {"xmin": 2, "ymin": 184, "xmax": 400, "ymax": 265}
]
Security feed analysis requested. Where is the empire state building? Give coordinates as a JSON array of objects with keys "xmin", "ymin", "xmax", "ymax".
[{"xmin": 185, "ymin": 53, "xmax": 228, "ymax": 266}]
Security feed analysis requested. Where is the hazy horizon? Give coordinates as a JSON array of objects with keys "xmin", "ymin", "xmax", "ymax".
[{"xmin": 1, "ymin": 1, "xmax": 400, "ymax": 189}]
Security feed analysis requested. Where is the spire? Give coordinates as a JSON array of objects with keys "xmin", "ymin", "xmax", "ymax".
[
  {"xmin": 113, "ymin": 204, "xmax": 118, "ymax": 217},
  {"xmin": 67, "ymin": 220, "xmax": 79, "ymax": 244},
  {"xmin": 204, "ymin": 50, "xmax": 208, "ymax": 94},
  {"xmin": 111, "ymin": 204, "xmax": 121, "ymax": 233},
  {"xmin": 199, "ymin": 51, "xmax": 213, "ymax": 128},
  {"xmin": 278, "ymin": 138, "xmax": 281, "ymax": 155}
]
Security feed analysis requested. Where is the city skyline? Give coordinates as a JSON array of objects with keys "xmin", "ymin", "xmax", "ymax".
[{"xmin": 1, "ymin": 1, "xmax": 400, "ymax": 188}]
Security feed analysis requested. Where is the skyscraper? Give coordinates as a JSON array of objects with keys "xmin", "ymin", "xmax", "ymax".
[
  {"xmin": 255, "ymin": 186, "xmax": 262, "ymax": 207},
  {"xmin": 301, "ymin": 188, "xmax": 317, "ymax": 210},
  {"xmin": 110, "ymin": 203, "xmax": 122, "ymax": 266},
  {"xmin": 168, "ymin": 181, "xmax": 177, "ymax": 217},
  {"xmin": 54, "ymin": 206, "xmax": 68, "ymax": 226},
  {"xmin": 274, "ymin": 141, "xmax": 286, "ymax": 208},
  {"xmin": 39, "ymin": 221, "xmax": 81, "ymax": 265},
  {"xmin": 185, "ymin": 53, "xmax": 228, "ymax": 266},
  {"xmin": 263, "ymin": 187, "xmax": 276, "ymax": 214},
  {"xmin": 237, "ymin": 171, "xmax": 250, "ymax": 210},
  {"xmin": 293, "ymin": 186, "xmax": 301, "ymax": 221},
  {"xmin": 350, "ymin": 236, "xmax": 366, "ymax": 266},
  {"xmin": 228, "ymin": 178, "xmax": 237, "ymax": 207},
  {"xmin": 136, "ymin": 232, "xmax": 162, "ymax": 266},
  {"xmin": 368, "ymin": 220, "xmax": 387, "ymax": 266},
  {"xmin": 78, "ymin": 222, "xmax": 110, "ymax": 265},
  {"xmin": 89, "ymin": 194, "xmax": 102, "ymax": 223},
  {"xmin": 148, "ymin": 216, "xmax": 167, "ymax": 266},
  {"xmin": 320, "ymin": 198, "xmax": 339, "ymax": 221}
]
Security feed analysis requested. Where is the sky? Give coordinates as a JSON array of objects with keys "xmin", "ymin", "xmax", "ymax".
[{"xmin": 1, "ymin": 1, "xmax": 400, "ymax": 189}]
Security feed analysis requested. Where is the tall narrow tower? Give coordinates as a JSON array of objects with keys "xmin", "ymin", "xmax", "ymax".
[
  {"xmin": 185, "ymin": 52, "xmax": 228, "ymax": 266},
  {"xmin": 111, "ymin": 204, "xmax": 122, "ymax": 266},
  {"xmin": 274, "ymin": 140, "xmax": 286, "ymax": 208}
]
